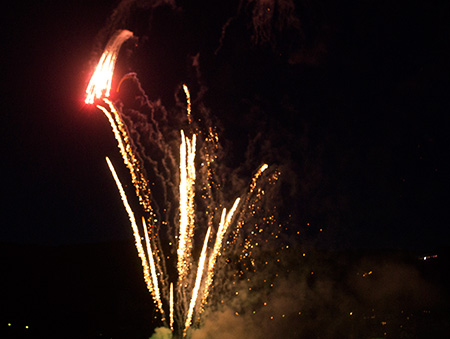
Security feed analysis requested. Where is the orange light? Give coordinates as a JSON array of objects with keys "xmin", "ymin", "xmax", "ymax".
[{"xmin": 85, "ymin": 30, "xmax": 133, "ymax": 104}]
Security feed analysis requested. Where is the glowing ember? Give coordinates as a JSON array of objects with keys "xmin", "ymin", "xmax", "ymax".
[
  {"xmin": 184, "ymin": 226, "xmax": 211, "ymax": 336},
  {"xmin": 97, "ymin": 99, "xmax": 153, "ymax": 214},
  {"xmin": 178, "ymin": 130, "xmax": 197, "ymax": 283},
  {"xmin": 143, "ymin": 217, "xmax": 165, "ymax": 319},
  {"xmin": 170, "ymin": 282, "xmax": 174, "ymax": 331},
  {"xmin": 183, "ymin": 84, "xmax": 192, "ymax": 124}
]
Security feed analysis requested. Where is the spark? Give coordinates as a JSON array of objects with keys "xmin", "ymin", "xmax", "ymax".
[
  {"xmin": 96, "ymin": 99, "xmax": 153, "ymax": 215},
  {"xmin": 143, "ymin": 217, "xmax": 165, "ymax": 320},
  {"xmin": 232, "ymin": 164, "xmax": 268, "ymax": 241},
  {"xmin": 178, "ymin": 130, "xmax": 197, "ymax": 282},
  {"xmin": 85, "ymin": 30, "xmax": 133, "ymax": 104},
  {"xmin": 105, "ymin": 157, "xmax": 157, "ymax": 305},
  {"xmin": 170, "ymin": 282, "xmax": 174, "ymax": 331},
  {"xmin": 183, "ymin": 84, "xmax": 192, "ymax": 124},
  {"xmin": 250, "ymin": 164, "xmax": 268, "ymax": 192},
  {"xmin": 184, "ymin": 226, "xmax": 211, "ymax": 337},
  {"xmin": 201, "ymin": 198, "xmax": 241, "ymax": 309}
]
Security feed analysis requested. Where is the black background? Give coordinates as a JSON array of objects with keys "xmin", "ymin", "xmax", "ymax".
[{"xmin": 2, "ymin": 0, "xmax": 450, "ymax": 337}]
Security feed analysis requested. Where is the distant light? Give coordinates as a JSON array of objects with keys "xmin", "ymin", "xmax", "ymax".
[
  {"xmin": 25, "ymin": 325, "xmax": 29, "ymax": 329},
  {"xmin": 7, "ymin": 323, "xmax": 11, "ymax": 327},
  {"xmin": 420, "ymin": 254, "xmax": 438, "ymax": 261}
]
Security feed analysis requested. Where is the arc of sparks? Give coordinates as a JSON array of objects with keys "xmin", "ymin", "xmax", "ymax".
[
  {"xmin": 143, "ymin": 217, "xmax": 165, "ymax": 320},
  {"xmin": 177, "ymin": 130, "xmax": 197, "ymax": 282},
  {"xmin": 182, "ymin": 84, "xmax": 192, "ymax": 124},
  {"xmin": 85, "ymin": 30, "xmax": 133, "ymax": 104},
  {"xmin": 200, "ymin": 198, "xmax": 241, "ymax": 309},
  {"xmin": 106, "ymin": 157, "xmax": 165, "ymax": 320},
  {"xmin": 97, "ymin": 99, "xmax": 153, "ymax": 215},
  {"xmin": 232, "ymin": 163, "xmax": 269, "ymax": 240},
  {"xmin": 170, "ymin": 282, "xmax": 174, "ymax": 331},
  {"xmin": 184, "ymin": 226, "xmax": 211, "ymax": 337}
]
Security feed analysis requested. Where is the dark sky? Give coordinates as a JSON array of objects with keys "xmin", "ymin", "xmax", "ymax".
[{"xmin": 2, "ymin": 0, "xmax": 450, "ymax": 251}]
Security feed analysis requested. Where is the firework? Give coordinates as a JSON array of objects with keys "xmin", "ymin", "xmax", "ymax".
[
  {"xmin": 105, "ymin": 157, "xmax": 156, "ymax": 304},
  {"xmin": 97, "ymin": 99, "xmax": 153, "ymax": 214},
  {"xmin": 200, "ymin": 198, "xmax": 241, "ymax": 310},
  {"xmin": 143, "ymin": 217, "xmax": 165, "ymax": 320},
  {"xmin": 85, "ymin": 30, "xmax": 133, "ymax": 104},
  {"xmin": 170, "ymin": 282, "xmax": 174, "ymax": 331},
  {"xmin": 86, "ymin": 29, "xmax": 277, "ymax": 337},
  {"xmin": 183, "ymin": 84, "xmax": 192, "ymax": 124},
  {"xmin": 184, "ymin": 226, "xmax": 211, "ymax": 336},
  {"xmin": 178, "ymin": 130, "xmax": 197, "ymax": 282}
]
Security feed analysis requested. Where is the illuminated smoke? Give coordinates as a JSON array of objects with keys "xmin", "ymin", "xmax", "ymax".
[{"xmin": 246, "ymin": 0, "xmax": 300, "ymax": 45}]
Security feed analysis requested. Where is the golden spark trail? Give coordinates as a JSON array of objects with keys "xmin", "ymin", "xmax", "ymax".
[
  {"xmin": 250, "ymin": 164, "xmax": 268, "ymax": 193},
  {"xmin": 186, "ymin": 132, "xmax": 196, "ymax": 244},
  {"xmin": 184, "ymin": 226, "xmax": 211, "ymax": 337},
  {"xmin": 143, "ymin": 217, "xmax": 165, "ymax": 320},
  {"xmin": 170, "ymin": 282, "xmax": 174, "ymax": 331},
  {"xmin": 85, "ymin": 30, "xmax": 133, "ymax": 104},
  {"xmin": 177, "ymin": 130, "xmax": 196, "ymax": 282},
  {"xmin": 178, "ymin": 131, "xmax": 188, "ymax": 279},
  {"xmin": 97, "ymin": 100, "xmax": 153, "ymax": 215},
  {"xmin": 105, "ymin": 157, "xmax": 155, "ymax": 297},
  {"xmin": 232, "ymin": 164, "xmax": 268, "ymax": 240},
  {"xmin": 183, "ymin": 84, "xmax": 192, "ymax": 124},
  {"xmin": 201, "ymin": 198, "xmax": 241, "ymax": 308}
]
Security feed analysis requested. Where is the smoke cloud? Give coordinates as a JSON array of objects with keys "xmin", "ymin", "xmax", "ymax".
[
  {"xmin": 150, "ymin": 326, "xmax": 173, "ymax": 339},
  {"xmin": 192, "ymin": 250, "xmax": 441, "ymax": 339}
]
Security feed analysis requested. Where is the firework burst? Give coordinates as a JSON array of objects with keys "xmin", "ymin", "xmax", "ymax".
[{"xmin": 85, "ymin": 29, "xmax": 280, "ymax": 338}]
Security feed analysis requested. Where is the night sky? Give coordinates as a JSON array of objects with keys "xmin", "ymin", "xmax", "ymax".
[
  {"xmin": 3, "ymin": 0, "xmax": 449, "ymax": 250},
  {"xmin": 2, "ymin": 0, "xmax": 450, "ymax": 338}
]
